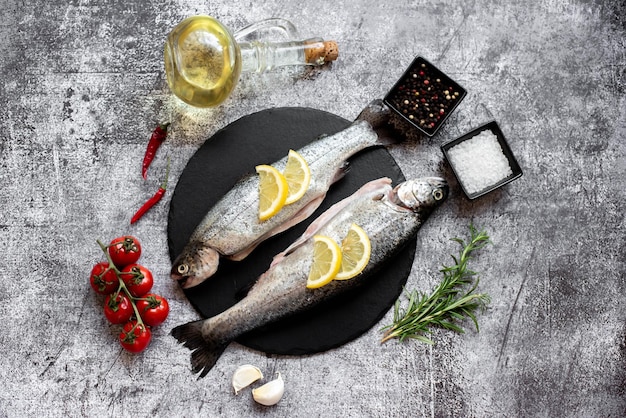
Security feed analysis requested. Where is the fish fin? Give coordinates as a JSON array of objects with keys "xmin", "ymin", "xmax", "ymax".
[
  {"xmin": 331, "ymin": 160, "xmax": 350, "ymax": 184},
  {"xmin": 171, "ymin": 320, "xmax": 228, "ymax": 378},
  {"xmin": 228, "ymin": 247, "xmax": 256, "ymax": 262}
]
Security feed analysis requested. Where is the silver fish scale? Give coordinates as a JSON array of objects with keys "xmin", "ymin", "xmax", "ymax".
[
  {"xmin": 202, "ymin": 185, "xmax": 424, "ymax": 341},
  {"xmin": 189, "ymin": 121, "xmax": 379, "ymax": 256}
]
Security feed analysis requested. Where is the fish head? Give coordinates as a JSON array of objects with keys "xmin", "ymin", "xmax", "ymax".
[
  {"xmin": 391, "ymin": 177, "xmax": 448, "ymax": 214},
  {"xmin": 171, "ymin": 243, "xmax": 220, "ymax": 289}
]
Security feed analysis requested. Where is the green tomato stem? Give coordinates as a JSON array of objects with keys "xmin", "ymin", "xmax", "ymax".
[{"xmin": 96, "ymin": 239, "xmax": 146, "ymax": 328}]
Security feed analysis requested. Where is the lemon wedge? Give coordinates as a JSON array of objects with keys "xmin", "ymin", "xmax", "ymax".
[
  {"xmin": 306, "ymin": 235, "xmax": 342, "ymax": 289},
  {"xmin": 256, "ymin": 164, "xmax": 289, "ymax": 221},
  {"xmin": 283, "ymin": 149, "xmax": 311, "ymax": 205},
  {"xmin": 335, "ymin": 223, "xmax": 371, "ymax": 280}
]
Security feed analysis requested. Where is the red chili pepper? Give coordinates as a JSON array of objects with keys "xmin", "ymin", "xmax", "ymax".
[
  {"xmin": 131, "ymin": 159, "xmax": 170, "ymax": 224},
  {"xmin": 142, "ymin": 123, "xmax": 170, "ymax": 180}
]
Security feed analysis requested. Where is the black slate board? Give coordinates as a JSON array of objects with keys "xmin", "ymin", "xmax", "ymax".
[{"xmin": 167, "ymin": 107, "xmax": 415, "ymax": 355}]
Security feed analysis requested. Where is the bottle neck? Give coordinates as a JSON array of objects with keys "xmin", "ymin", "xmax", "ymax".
[{"xmin": 238, "ymin": 38, "xmax": 338, "ymax": 73}]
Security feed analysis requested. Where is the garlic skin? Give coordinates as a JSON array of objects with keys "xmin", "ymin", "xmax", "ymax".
[
  {"xmin": 232, "ymin": 365, "xmax": 263, "ymax": 395},
  {"xmin": 252, "ymin": 373, "xmax": 285, "ymax": 406}
]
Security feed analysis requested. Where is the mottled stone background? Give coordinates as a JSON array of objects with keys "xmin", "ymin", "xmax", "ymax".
[{"xmin": 1, "ymin": 0, "xmax": 624, "ymax": 416}]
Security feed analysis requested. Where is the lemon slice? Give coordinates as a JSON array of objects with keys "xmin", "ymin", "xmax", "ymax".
[
  {"xmin": 256, "ymin": 164, "xmax": 289, "ymax": 221},
  {"xmin": 283, "ymin": 149, "xmax": 311, "ymax": 205},
  {"xmin": 335, "ymin": 223, "xmax": 371, "ymax": 280},
  {"xmin": 306, "ymin": 235, "xmax": 342, "ymax": 289}
]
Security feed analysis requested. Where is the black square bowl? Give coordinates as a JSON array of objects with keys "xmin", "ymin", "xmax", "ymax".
[
  {"xmin": 384, "ymin": 56, "xmax": 467, "ymax": 137},
  {"xmin": 441, "ymin": 121, "xmax": 523, "ymax": 199}
]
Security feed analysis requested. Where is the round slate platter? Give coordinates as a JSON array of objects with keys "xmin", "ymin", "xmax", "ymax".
[{"xmin": 167, "ymin": 107, "xmax": 415, "ymax": 356}]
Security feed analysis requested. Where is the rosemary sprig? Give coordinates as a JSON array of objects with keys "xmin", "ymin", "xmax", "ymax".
[{"xmin": 381, "ymin": 224, "xmax": 491, "ymax": 344}]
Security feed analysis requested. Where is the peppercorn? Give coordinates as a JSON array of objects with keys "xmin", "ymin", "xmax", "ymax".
[{"xmin": 384, "ymin": 57, "xmax": 466, "ymax": 136}]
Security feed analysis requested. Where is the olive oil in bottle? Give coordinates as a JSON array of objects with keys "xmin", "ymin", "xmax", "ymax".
[{"xmin": 164, "ymin": 16, "xmax": 241, "ymax": 108}]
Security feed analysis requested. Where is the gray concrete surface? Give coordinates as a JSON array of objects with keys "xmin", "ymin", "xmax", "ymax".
[{"xmin": 1, "ymin": 0, "xmax": 624, "ymax": 417}]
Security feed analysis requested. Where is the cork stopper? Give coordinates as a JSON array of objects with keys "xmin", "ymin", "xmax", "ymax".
[{"xmin": 304, "ymin": 40, "xmax": 339, "ymax": 64}]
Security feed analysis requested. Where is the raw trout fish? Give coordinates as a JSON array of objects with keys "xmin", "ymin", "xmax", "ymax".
[
  {"xmin": 171, "ymin": 100, "xmax": 402, "ymax": 289},
  {"xmin": 171, "ymin": 176, "xmax": 448, "ymax": 377}
]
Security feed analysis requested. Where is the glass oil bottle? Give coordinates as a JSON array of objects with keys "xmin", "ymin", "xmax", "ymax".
[{"xmin": 164, "ymin": 16, "xmax": 338, "ymax": 108}]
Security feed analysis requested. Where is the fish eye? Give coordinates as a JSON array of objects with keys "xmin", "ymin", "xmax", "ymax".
[
  {"xmin": 433, "ymin": 189, "xmax": 444, "ymax": 201},
  {"xmin": 177, "ymin": 264, "xmax": 189, "ymax": 275}
]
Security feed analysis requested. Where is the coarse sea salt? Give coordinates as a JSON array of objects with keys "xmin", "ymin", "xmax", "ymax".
[{"xmin": 447, "ymin": 130, "xmax": 513, "ymax": 195}]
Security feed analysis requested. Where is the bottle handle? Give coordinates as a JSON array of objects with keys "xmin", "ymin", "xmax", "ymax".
[{"xmin": 233, "ymin": 18, "xmax": 299, "ymax": 42}]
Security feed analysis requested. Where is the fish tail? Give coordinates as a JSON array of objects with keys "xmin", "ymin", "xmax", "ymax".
[
  {"xmin": 356, "ymin": 99, "xmax": 406, "ymax": 146},
  {"xmin": 171, "ymin": 320, "xmax": 228, "ymax": 378},
  {"xmin": 356, "ymin": 99, "xmax": 392, "ymax": 129}
]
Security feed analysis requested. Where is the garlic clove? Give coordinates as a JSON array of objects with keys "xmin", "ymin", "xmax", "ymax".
[
  {"xmin": 252, "ymin": 372, "xmax": 285, "ymax": 406},
  {"xmin": 232, "ymin": 364, "xmax": 263, "ymax": 395}
]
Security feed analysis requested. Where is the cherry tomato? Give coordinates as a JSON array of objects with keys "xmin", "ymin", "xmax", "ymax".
[
  {"xmin": 108, "ymin": 236, "xmax": 142, "ymax": 268},
  {"xmin": 120, "ymin": 264, "xmax": 154, "ymax": 297},
  {"xmin": 103, "ymin": 292, "xmax": 134, "ymax": 324},
  {"xmin": 119, "ymin": 320, "xmax": 152, "ymax": 353},
  {"xmin": 136, "ymin": 294, "xmax": 170, "ymax": 327},
  {"xmin": 89, "ymin": 262, "xmax": 119, "ymax": 295}
]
